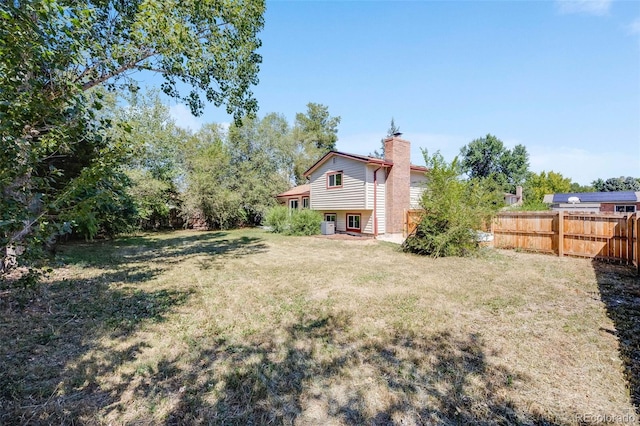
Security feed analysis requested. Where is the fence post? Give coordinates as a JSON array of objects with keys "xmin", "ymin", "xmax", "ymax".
[
  {"xmin": 636, "ymin": 213, "xmax": 640, "ymax": 275},
  {"xmin": 557, "ymin": 210, "xmax": 564, "ymax": 257},
  {"xmin": 628, "ymin": 214, "xmax": 633, "ymax": 265}
]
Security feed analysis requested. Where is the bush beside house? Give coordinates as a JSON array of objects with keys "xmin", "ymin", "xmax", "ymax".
[{"xmin": 265, "ymin": 206, "xmax": 322, "ymax": 236}]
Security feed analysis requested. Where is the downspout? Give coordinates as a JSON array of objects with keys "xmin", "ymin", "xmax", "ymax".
[{"xmin": 373, "ymin": 167, "xmax": 382, "ymax": 237}]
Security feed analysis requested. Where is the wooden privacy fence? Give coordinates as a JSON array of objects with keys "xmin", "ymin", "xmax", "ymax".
[{"xmin": 492, "ymin": 211, "xmax": 640, "ymax": 270}]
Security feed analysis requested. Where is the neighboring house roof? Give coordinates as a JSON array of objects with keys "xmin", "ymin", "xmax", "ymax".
[
  {"xmin": 546, "ymin": 191, "xmax": 640, "ymax": 204},
  {"xmin": 276, "ymin": 184, "xmax": 310, "ymax": 199},
  {"xmin": 303, "ymin": 150, "xmax": 427, "ymax": 177}
]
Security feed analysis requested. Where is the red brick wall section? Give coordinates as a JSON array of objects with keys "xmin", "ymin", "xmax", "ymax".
[
  {"xmin": 599, "ymin": 203, "xmax": 640, "ymax": 213},
  {"xmin": 384, "ymin": 136, "xmax": 411, "ymax": 234},
  {"xmin": 600, "ymin": 203, "xmax": 614, "ymax": 213}
]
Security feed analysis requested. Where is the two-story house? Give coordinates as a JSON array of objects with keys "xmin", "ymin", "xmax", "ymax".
[{"xmin": 277, "ymin": 136, "xmax": 428, "ymax": 236}]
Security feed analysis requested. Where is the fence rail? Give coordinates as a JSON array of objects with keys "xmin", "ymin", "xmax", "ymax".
[{"xmin": 492, "ymin": 211, "xmax": 639, "ymax": 271}]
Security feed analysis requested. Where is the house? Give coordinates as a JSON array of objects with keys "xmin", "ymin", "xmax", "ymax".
[
  {"xmin": 504, "ymin": 186, "xmax": 523, "ymax": 206},
  {"xmin": 276, "ymin": 135, "xmax": 428, "ymax": 236},
  {"xmin": 543, "ymin": 191, "xmax": 640, "ymax": 213},
  {"xmin": 276, "ymin": 184, "xmax": 310, "ymax": 210}
]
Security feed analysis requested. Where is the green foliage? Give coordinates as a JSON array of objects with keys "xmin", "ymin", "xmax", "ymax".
[
  {"xmin": 291, "ymin": 103, "xmax": 341, "ymax": 184},
  {"xmin": 288, "ymin": 209, "xmax": 322, "ymax": 236},
  {"xmin": 104, "ymin": 90, "xmax": 185, "ymax": 229},
  {"xmin": 515, "ymin": 200, "xmax": 550, "ymax": 211},
  {"xmin": 524, "ymin": 170, "xmax": 572, "ymax": 204},
  {"xmin": 265, "ymin": 206, "xmax": 290, "ymax": 234},
  {"xmin": 459, "ymin": 134, "xmax": 529, "ymax": 193},
  {"xmin": 180, "ymin": 116, "xmax": 291, "ymax": 230},
  {"xmin": 264, "ymin": 207, "xmax": 321, "ymax": 236},
  {"xmin": 59, "ymin": 167, "xmax": 137, "ymax": 239},
  {"xmin": 1, "ymin": 0, "xmax": 265, "ymax": 275},
  {"xmin": 403, "ymin": 151, "xmax": 501, "ymax": 257},
  {"xmin": 569, "ymin": 182, "xmax": 595, "ymax": 193},
  {"xmin": 592, "ymin": 176, "xmax": 640, "ymax": 192},
  {"xmin": 126, "ymin": 169, "xmax": 174, "ymax": 229}
]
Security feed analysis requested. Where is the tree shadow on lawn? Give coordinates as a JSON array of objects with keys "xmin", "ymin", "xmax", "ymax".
[
  {"xmin": 115, "ymin": 313, "xmax": 563, "ymax": 425},
  {"xmin": 0, "ymin": 231, "xmax": 268, "ymax": 424},
  {"xmin": 56, "ymin": 231, "xmax": 268, "ymax": 269},
  {"xmin": 593, "ymin": 261, "xmax": 640, "ymax": 414}
]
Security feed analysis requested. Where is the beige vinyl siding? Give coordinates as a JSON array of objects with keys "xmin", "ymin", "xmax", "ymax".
[
  {"xmin": 359, "ymin": 210, "xmax": 374, "ymax": 234},
  {"xmin": 317, "ymin": 210, "xmax": 373, "ymax": 234},
  {"xmin": 318, "ymin": 211, "xmax": 345, "ymax": 232},
  {"xmin": 364, "ymin": 165, "xmax": 386, "ymax": 234},
  {"xmin": 309, "ymin": 156, "xmax": 367, "ymax": 210},
  {"xmin": 410, "ymin": 170, "xmax": 427, "ymax": 209}
]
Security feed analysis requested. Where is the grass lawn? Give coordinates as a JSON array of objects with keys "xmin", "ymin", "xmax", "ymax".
[{"xmin": 0, "ymin": 229, "xmax": 638, "ymax": 425}]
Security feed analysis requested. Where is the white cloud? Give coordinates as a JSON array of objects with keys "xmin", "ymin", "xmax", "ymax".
[
  {"xmin": 169, "ymin": 104, "xmax": 203, "ymax": 132},
  {"xmin": 556, "ymin": 0, "xmax": 612, "ymax": 16},
  {"xmin": 627, "ymin": 17, "xmax": 640, "ymax": 35}
]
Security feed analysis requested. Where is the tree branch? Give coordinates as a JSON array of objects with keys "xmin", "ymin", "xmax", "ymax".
[{"xmin": 81, "ymin": 49, "xmax": 157, "ymax": 91}]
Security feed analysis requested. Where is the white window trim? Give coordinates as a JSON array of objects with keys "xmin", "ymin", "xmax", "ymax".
[{"xmin": 346, "ymin": 213, "xmax": 361, "ymax": 231}]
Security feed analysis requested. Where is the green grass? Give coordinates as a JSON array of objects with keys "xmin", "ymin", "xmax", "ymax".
[{"xmin": 0, "ymin": 229, "xmax": 637, "ymax": 424}]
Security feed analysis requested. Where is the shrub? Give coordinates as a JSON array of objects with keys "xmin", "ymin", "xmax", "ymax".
[
  {"xmin": 264, "ymin": 205, "xmax": 290, "ymax": 233},
  {"xmin": 402, "ymin": 150, "xmax": 501, "ymax": 257},
  {"xmin": 264, "ymin": 206, "xmax": 321, "ymax": 236},
  {"xmin": 288, "ymin": 209, "xmax": 322, "ymax": 236}
]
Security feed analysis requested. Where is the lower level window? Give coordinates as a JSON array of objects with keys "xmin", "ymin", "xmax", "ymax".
[
  {"xmin": 324, "ymin": 213, "xmax": 336, "ymax": 222},
  {"xmin": 302, "ymin": 197, "xmax": 309, "ymax": 208},
  {"xmin": 346, "ymin": 214, "xmax": 361, "ymax": 231},
  {"xmin": 615, "ymin": 205, "xmax": 636, "ymax": 213},
  {"xmin": 289, "ymin": 199, "xmax": 299, "ymax": 210}
]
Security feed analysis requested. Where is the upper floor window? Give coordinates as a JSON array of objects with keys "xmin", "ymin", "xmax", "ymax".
[{"xmin": 327, "ymin": 171, "xmax": 343, "ymax": 188}]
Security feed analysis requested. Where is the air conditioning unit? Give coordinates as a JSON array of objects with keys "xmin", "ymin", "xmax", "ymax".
[{"xmin": 321, "ymin": 221, "xmax": 335, "ymax": 235}]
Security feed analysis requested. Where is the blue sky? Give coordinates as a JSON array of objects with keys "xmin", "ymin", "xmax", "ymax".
[{"xmin": 163, "ymin": 0, "xmax": 640, "ymax": 185}]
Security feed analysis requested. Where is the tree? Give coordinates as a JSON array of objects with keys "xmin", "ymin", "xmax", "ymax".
[
  {"xmin": 180, "ymin": 115, "xmax": 291, "ymax": 230},
  {"xmin": 569, "ymin": 182, "xmax": 594, "ymax": 193},
  {"xmin": 402, "ymin": 150, "xmax": 502, "ymax": 257},
  {"xmin": 371, "ymin": 117, "xmax": 400, "ymax": 159},
  {"xmin": 226, "ymin": 115, "xmax": 292, "ymax": 225},
  {"xmin": 106, "ymin": 90, "xmax": 188, "ymax": 229},
  {"xmin": 523, "ymin": 171, "xmax": 572, "ymax": 205},
  {"xmin": 291, "ymin": 103, "xmax": 341, "ymax": 184},
  {"xmin": 498, "ymin": 144, "xmax": 529, "ymax": 192},
  {"xmin": 592, "ymin": 177, "xmax": 640, "ymax": 192},
  {"xmin": 459, "ymin": 134, "xmax": 530, "ymax": 193},
  {"xmin": 1, "ymin": 0, "xmax": 265, "ymax": 273}
]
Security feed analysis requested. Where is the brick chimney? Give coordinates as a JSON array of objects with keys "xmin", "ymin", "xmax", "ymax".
[{"xmin": 384, "ymin": 136, "xmax": 411, "ymax": 234}]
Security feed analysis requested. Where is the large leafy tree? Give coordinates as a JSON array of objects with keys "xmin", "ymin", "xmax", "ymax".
[
  {"xmin": 459, "ymin": 134, "xmax": 530, "ymax": 193},
  {"xmin": 181, "ymin": 115, "xmax": 291, "ymax": 230},
  {"xmin": 524, "ymin": 171, "xmax": 572, "ymax": 205},
  {"xmin": 109, "ymin": 90, "xmax": 188, "ymax": 229},
  {"xmin": 291, "ymin": 103, "xmax": 341, "ymax": 184},
  {"xmin": 1, "ymin": 0, "xmax": 265, "ymax": 273}
]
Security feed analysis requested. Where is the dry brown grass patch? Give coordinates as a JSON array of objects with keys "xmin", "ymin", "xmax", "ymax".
[{"xmin": 0, "ymin": 229, "xmax": 637, "ymax": 424}]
